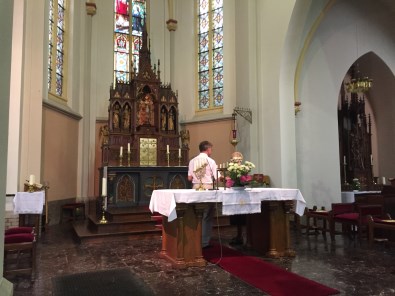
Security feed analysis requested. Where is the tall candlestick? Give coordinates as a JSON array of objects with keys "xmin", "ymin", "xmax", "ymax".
[
  {"xmin": 128, "ymin": 143, "xmax": 130, "ymax": 153},
  {"xmin": 102, "ymin": 177, "xmax": 107, "ymax": 196},
  {"xmin": 29, "ymin": 174, "xmax": 35, "ymax": 185},
  {"xmin": 166, "ymin": 145, "xmax": 169, "ymax": 153}
]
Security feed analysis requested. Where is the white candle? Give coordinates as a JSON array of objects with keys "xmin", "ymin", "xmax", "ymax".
[
  {"xmin": 343, "ymin": 156, "xmax": 346, "ymax": 164},
  {"xmin": 219, "ymin": 164, "xmax": 222, "ymax": 169},
  {"xmin": 166, "ymin": 145, "xmax": 169, "ymax": 153},
  {"xmin": 370, "ymin": 154, "xmax": 373, "ymax": 165},
  {"xmin": 128, "ymin": 143, "xmax": 130, "ymax": 153},
  {"xmin": 382, "ymin": 177, "xmax": 386, "ymax": 185},
  {"xmin": 120, "ymin": 146, "xmax": 123, "ymax": 156},
  {"xmin": 29, "ymin": 174, "xmax": 35, "ymax": 185},
  {"xmin": 178, "ymin": 148, "xmax": 181, "ymax": 157},
  {"xmin": 102, "ymin": 177, "xmax": 107, "ymax": 196}
]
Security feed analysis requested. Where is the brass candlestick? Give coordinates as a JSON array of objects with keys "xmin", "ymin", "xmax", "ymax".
[
  {"xmin": 178, "ymin": 155, "xmax": 182, "ymax": 166},
  {"xmin": 119, "ymin": 154, "xmax": 123, "ymax": 167},
  {"xmin": 166, "ymin": 152, "xmax": 170, "ymax": 167},
  {"xmin": 99, "ymin": 196, "xmax": 108, "ymax": 224},
  {"xmin": 127, "ymin": 151, "xmax": 131, "ymax": 166},
  {"xmin": 28, "ymin": 184, "xmax": 34, "ymax": 193}
]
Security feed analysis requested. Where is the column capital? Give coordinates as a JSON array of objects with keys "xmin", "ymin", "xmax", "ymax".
[
  {"xmin": 166, "ymin": 19, "xmax": 178, "ymax": 32},
  {"xmin": 86, "ymin": 2, "xmax": 97, "ymax": 16}
]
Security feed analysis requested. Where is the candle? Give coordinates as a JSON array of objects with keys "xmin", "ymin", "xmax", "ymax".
[
  {"xmin": 178, "ymin": 148, "xmax": 181, "ymax": 157},
  {"xmin": 343, "ymin": 156, "xmax": 346, "ymax": 164},
  {"xmin": 120, "ymin": 146, "xmax": 123, "ymax": 156},
  {"xmin": 102, "ymin": 177, "xmax": 107, "ymax": 196},
  {"xmin": 166, "ymin": 145, "xmax": 169, "ymax": 153},
  {"xmin": 370, "ymin": 154, "xmax": 373, "ymax": 165},
  {"xmin": 29, "ymin": 174, "xmax": 35, "ymax": 185},
  {"xmin": 219, "ymin": 164, "xmax": 222, "ymax": 169},
  {"xmin": 382, "ymin": 177, "xmax": 386, "ymax": 185},
  {"xmin": 128, "ymin": 143, "xmax": 130, "ymax": 153}
]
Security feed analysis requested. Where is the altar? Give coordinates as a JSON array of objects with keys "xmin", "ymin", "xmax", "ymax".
[{"xmin": 149, "ymin": 188, "xmax": 306, "ymax": 268}]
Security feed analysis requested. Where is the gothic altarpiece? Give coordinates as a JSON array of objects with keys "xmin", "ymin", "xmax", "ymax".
[
  {"xmin": 100, "ymin": 24, "xmax": 190, "ymax": 207},
  {"xmin": 338, "ymin": 78, "xmax": 373, "ymax": 190}
]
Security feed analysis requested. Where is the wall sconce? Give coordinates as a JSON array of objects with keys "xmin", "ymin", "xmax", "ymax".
[{"xmin": 229, "ymin": 112, "xmax": 239, "ymax": 149}]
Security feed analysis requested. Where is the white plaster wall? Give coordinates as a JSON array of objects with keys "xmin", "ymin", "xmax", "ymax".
[{"xmin": 296, "ymin": 0, "xmax": 395, "ymax": 208}]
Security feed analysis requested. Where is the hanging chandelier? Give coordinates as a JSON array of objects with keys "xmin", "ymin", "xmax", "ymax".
[{"xmin": 345, "ymin": 69, "xmax": 373, "ymax": 93}]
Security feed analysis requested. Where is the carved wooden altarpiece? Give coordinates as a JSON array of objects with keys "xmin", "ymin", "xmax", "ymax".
[{"xmin": 100, "ymin": 21, "xmax": 189, "ymax": 207}]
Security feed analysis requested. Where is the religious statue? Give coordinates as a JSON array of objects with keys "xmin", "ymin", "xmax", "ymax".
[
  {"xmin": 161, "ymin": 109, "xmax": 167, "ymax": 130},
  {"xmin": 137, "ymin": 95, "xmax": 154, "ymax": 126},
  {"xmin": 113, "ymin": 105, "xmax": 120, "ymax": 129},
  {"xmin": 100, "ymin": 125, "xmax": 109, "ymax": 145},
  {"xmin": 168, "ymin": 110, "xmax": 174, "ymax": 131},
  {"xmin": 180, "ymin": 129, "xmax": 190, "ymax": 148},
  {"xmin": 123, "ymin": 105, "xmax": 131, "ymax": 130}
]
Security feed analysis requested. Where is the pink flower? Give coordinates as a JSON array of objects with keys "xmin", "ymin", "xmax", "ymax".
[
  {"xmin": 225, "ymin": 176, "xmax": 235, "ymax": 188},
  {"xmin": 240, "ymin": 175, "xmax": 252, "ymax": 184}
]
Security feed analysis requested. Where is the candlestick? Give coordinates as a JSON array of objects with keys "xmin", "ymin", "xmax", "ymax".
[
  {"xmin": 102, "ymin": 177, "xmax": 107, "ymax": 196},
  {"xmin": 166, "ymin": 151, "xmax": 170, "ymax": 167},
  {"xmin": 127, "ymin": 150, "xmax": 131, "ymax": 166}
]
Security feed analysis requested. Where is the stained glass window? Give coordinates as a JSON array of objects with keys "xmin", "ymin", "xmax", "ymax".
[
  {"xmin": 48, "ymin": 0, "xmax": 67, "ymax": 97},
  {"xmin": 114, "ymin": 0, "xmax": 146, "ymax": 84},
  {"xmin": 197, "ymin": 0, "xmax": 224, "ymax": 110}
]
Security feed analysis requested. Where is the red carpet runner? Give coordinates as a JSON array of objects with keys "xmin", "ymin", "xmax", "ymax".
[{"xmin": 203, "ymin": 244, "xmax": 339, "ymax": 296}]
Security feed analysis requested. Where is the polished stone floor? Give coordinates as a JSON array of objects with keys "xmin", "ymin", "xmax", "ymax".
[{"xmin": 8, "ymin": 223, "xmax": 395, "ymax": 296}]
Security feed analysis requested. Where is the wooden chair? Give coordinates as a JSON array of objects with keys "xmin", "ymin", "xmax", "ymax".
[
  {"xmin": 305, "ymin": 206, "xmax": 330, "ymax": 238},
  {"xmin": 329, "ymin": 203, "xmax": 384, "ymax": 240},
  {"xmin": 367, "ymin": 214, "xmax": 395, "ymax": 247},
  {"xmin": 4, "ymin": 227, "xmax": 36, "ymax": 280}
]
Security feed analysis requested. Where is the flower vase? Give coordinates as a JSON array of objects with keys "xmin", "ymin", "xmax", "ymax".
[{"xmin": 231, "ymin": 186, "xmax": 245, "ymax": 191}]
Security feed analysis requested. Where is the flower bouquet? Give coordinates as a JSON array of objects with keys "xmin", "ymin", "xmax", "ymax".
[{"xmin": 225, "ymin": 161, "xmax": 255, "ymax": 188}]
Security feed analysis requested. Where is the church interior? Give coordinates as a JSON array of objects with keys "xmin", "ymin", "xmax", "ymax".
[{"xmin": 1, "ymin": 0, "xmax": 395, "ymax": 295}]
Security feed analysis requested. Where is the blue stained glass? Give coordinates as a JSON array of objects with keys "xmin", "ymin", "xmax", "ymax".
[
  {"xmin": 212, "ymin": 9, "xmax": 223, "ymax": 29},
  {"xmin": 213, "ymin": 88, "xmax": 223, "ymax": 107},
  {"xmin": 57, "ymin": 6, "xmax": 64, "ymax": 29},
  {"xmin": 212, "ymin": 29, "xmax": 223, "ymax": 49},
  {"xmin": 131, "ymin": 2, "xmax": 145, "ymax": 36},
  {"xmin": 115, "ymin": 71, "xmax": 128, "ymax": 83},
  {"xmin": 199, "ymin": 32, "xmax": 209, "ymax": 53},
  {"xmin": 212, "ymin": 48, "xmax": 223, "ymax": 68},
  {"xmin": 56, "ymin": 73, "xmax": 63, "ymax": 95},
  {"xmin": 199, "ymin": 13, "xmax": 209, "ymax": 33},
  {"xmin": 211, "ymin": 0, "xmax": 223, "ymax": 10},
  {"xmin": 115, "ymin": 52, "xmax": 129, "ymax": 72},
  {"xmin": 56, "ymin": 30, "xmax": 64, "ymax": 51},
  {"xmin": 199, "ymin": 0, "xmax": 209, "ymax": 14},
  {"xmin": 199, "ymin": 52, "xmax": 209, "ymax": 72},
  {"xmin": 56, "ymin": 50, "xmax": 63, "ymax": 75},
  {"xmin": 212, "ymin": 68, "xmax": 223, "ymax": 88},
  {"xmin": 199, "ymin": 90, "xmax": 210, "ymax": 109},
  {"xmin": 199, "ymin": 71, "xmax": 209, "ymax": 91}
]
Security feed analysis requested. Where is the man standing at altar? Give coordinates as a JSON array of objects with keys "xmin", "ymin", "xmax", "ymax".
[{"xmin": 188, "ymin": 141, "xmax": 218, "ymax": 248}]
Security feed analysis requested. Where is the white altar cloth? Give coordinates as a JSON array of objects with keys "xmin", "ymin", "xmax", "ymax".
[
  {"xmin": 13, "ymin": 191, "xmax": 45, "ymax": 214},
  {"xmin": 149, "ymin": 188, "xmax": 306, "ymax": 222}
]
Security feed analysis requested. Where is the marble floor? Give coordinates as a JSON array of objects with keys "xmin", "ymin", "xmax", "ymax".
[{"xmin": 7, "ymin": 223, "xmax": 395, "ymax": 296}]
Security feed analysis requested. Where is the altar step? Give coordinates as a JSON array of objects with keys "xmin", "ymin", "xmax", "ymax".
[{"xmin": 72, "ymin": 206, "xmax": 231, "ymax": 244}]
